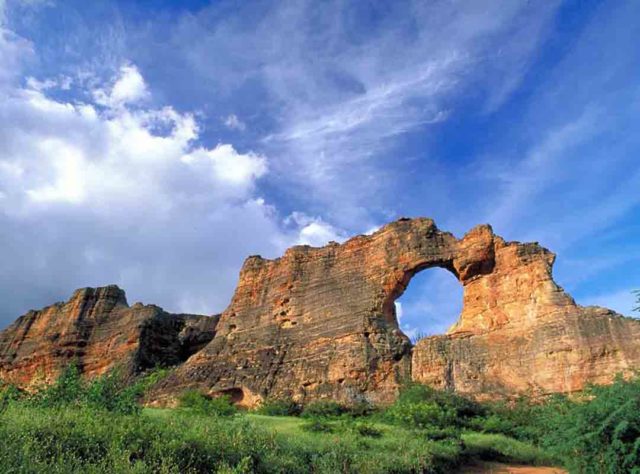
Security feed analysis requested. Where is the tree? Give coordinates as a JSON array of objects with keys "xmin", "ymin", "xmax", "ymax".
[{"xmin": 635, "ymin": 289, "xmax": 640, "ymax": 313}]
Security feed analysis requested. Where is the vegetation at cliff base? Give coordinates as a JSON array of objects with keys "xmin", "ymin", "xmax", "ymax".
[{"xmin": 1, "ymin": 368, "xmax": 640, "ymax": 473}]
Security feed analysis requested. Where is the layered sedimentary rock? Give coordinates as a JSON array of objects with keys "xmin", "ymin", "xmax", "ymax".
[
  {"xmin": 0, "ymin": 285, "xmax": 218, "ymax": 387},
  {"xmin": 412, "ymin": 232, "xmax": 640, "ymax": 398},
  {"xmin": 152, "ymin": 218, "xmax": 640, "ymax": 405},
  {"xmin": 3, "ymin": 218, "xmax": 639, "ymax": 404}
]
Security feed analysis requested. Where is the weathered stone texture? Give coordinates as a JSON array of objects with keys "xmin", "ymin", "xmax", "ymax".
[
  {"xmin": 3, "ymin": 217, "xmax": 639, "ymax": 404},
  {"xmin": 0, "ymin": 285, "xmax": 218, "ymax": 387},
  {"xmin": 413, "ymin": 229, "xmax": 640, "ymax": 398},
  {"xmin": 154, "ymin": 217, "xmax": 640, "ymax": 405}
]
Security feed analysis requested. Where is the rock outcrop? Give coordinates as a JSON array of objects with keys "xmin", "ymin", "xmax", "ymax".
[
  {"xmin": 151, "ymin": 218, "xmax": 640, "ymax": 405},
  {"xmin": 2, "ymin": 218, "xmax": 639, "ymax": 404},
  {"xmin": 0, "ymin": 285, "xmax": 218, "ymax": 387},
  {"xmin": 412, "ymin": 232, "xmax": 640, "ymax": 397}
]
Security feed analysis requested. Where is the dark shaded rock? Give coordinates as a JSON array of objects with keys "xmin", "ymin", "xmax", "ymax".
[{"xmin": 0, "ymin": 285, "xmax": 218, "ymax": 386}]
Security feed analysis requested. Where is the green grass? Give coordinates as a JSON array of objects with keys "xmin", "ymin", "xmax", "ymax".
[
  {"xmin": 0, "ymin": 405, "xmax": 469, "ymax": 473},
  {"xmin": 462, "ymin": 432, "xmax": 558, "ymax": 466},
  {"xmin": 0, "ymin": 370, "xmax": 568, "ymax": 473}
]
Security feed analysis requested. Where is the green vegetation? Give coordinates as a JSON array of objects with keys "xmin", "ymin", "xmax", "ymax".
[
  {"xmin": 634, "ymin": 289, "xmax": 639, "ymax": 312},
  {"xmin": 178, "ymin": 389, "xmax": 238, "ymax": 416},
  {"xmin": 255, "ymin": 397, "xmax": 301, "ymax": 416},
  {"xmin": 3, "ymin": 367, "xmax": 640, "ymax": 472}
]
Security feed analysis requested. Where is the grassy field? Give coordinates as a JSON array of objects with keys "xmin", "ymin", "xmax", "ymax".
[{"xmin": 3, "ymin": 367, "xmax": 639, "ymax": 473}]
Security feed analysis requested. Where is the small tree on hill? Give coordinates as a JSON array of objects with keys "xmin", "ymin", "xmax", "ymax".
[{"xmin": 634, "ymin": 289, "xmax": 639, "ymax": 313}]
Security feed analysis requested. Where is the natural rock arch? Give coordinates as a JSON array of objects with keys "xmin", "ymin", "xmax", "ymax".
[
  {"xmin": 392, "ymin": 266, "xmax": 463, "ymax": 340},
  {"xmin": 152, "ymin": 217, "xmax": 640, "ymax": 406},
  {"xmin": 2, "ymin": 217, "xmax": 639, "ymax": 406}
]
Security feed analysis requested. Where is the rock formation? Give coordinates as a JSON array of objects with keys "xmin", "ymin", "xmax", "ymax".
[
  {"xmin": 0, "ymin": 285, "xmax": 218, "ymax": 387},
  {"xmin": 412, "ymin": 231, "xmax": 640, "ymax": 397},
  {"xmin": 2, "ymin": 218, "xmax": 639, "ymax": 405},
  {"xmin": 151, "ymin": 218, "xmax": 640, "ymax": 406}
]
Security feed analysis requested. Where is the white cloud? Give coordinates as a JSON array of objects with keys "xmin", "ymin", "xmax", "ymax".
[
  {"xmin": 286, "ymin": 212, "xmax": 347, "ymax": 247},
  {"xmin": 224, "ymin": 114, "xmax": 246, "ymax": 131},
  {"xmin": 0, "ymin": 31, "xmax": 291, "ymax": 320},
  {"xmin": 181, "ymin": 144, "xmax": 266, "ymax": 192},
  {"xmin": 93, "ymin": 64, "xmax": 149, "ymax": 107},
  {"xmin": 0, "ymin": 84, "xmax": 268, "ymax": 214}
]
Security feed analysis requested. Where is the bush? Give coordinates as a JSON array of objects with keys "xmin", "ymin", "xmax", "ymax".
[
  {"xmin": 35, "ymin": 364, "xmax": 86, "ymax": 407},
  {"xmin": 301, "ymin": 400, "xmax": 345, "ymax": 418},
  {"xmin": 345, "ymin": 400, "xmax": 376, "ymax": 418},
  {"xmin": 462, "ymin": 432, "xmax": 557, "ymax": 466},
  {"xmin": 385, "ymin": 400, "xmax": 456, "ymax": 429},
  {"xmin": 470, "ymin": 398, "xmax": 549, "ymax": 441},
  {"xmin": 397, "ymin": 383, "xmax": 484, "ymax": 419},
  {"xmin": 85, "ymin": 369, "xmax": 141, "ymax": 415},
  {"xmin": 0, "ymin": 382, "xmax": 22, "ymax": 412},
  {"xmin": 422, "ymin": 425, "xmax": 460, "ymax": 441},
  {"xmin": 300, "ymin": 418, "xmax": 334, "ymax": 433},
  {"xmin": 178, "ymin": 390, "xmax": 237, "ymax": 417},
  {"xmin": 350, "ymin": 421, "xmax": 383, "ymax": 438},
  {"xmin": 31, "ymin": 364, "xmax": 155, "ymax": 414},
  {"xmin": 256, "ymin": 397, "xmax": 301, "ymax": 416},
  {"xmin": 540, "ymin": 376, "xmax": 640, "ymax": 472}
]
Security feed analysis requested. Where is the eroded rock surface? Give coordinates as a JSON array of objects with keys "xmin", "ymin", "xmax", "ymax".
[
  {"xmin": 153, "ymin": 218, "xmax": 640, "ymax": 405},
  {"xmin": 0, "ymin": 285, "xmax": 218, "ymax": 387},
  {"xmin": 412, "ymin": 232, "xmax": 640, "ymax": 397},
  {"xmin": 3, "ymin": 218, "xmax": 639, "ymax": 404}
]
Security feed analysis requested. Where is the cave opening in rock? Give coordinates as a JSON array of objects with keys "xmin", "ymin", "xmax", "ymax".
[{"xmin": 394, "ymin": 267, "xmax": 463, "ymax": 344}]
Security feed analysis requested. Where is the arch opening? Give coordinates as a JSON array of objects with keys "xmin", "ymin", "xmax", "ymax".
[{"xmin": 393, "ymin": 267, "xmax": 463, "ymax": 344}]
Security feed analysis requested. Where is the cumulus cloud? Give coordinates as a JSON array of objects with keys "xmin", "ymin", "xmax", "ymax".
[
  {"xmin": 285, "ymin": 212, "xmax": 347, "ymax": 247},
  {"xmin": 93, "ymin": 64, "xmax": 149, "ymax": 107},
  {"xmin": 0, "ymin": 25, "xmax": 299, "ymax": 322}
]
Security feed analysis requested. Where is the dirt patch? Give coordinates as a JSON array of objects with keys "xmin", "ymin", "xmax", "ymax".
[{"xmin": 457, "ymin": 461, "xmax": 567, "ymax": 474}]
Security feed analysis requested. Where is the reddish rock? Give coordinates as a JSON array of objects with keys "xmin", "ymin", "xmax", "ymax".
[
  {"xmin": 413, "ymin": 233, "xmax": 640, "ymax": 397},
  {"xmin": 0, "ymin": 285, "xmax": 218, "ymax": 387},
  {"xmin": 3, "ymin": 218, "xmax": 639, "ymax": 404},
  {"xmin": 153, "ymin": 218, "xmax": 640, "ymax": 405}
]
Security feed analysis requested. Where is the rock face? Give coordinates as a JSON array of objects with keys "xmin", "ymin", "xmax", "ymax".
[
  {"xmin": 2, "ymin": 218, "xmax": 639, "ymax": 404},
  {"xmin": 412, "ymin": 232, "xmax": 640, "ymax": 397},
  {"xmin": 0, "ymin": 285, "xmax": 218, "ymax": 387},
  {"xmin": 151, "ymin": 217, "xmax": 640, "ymax": 405}
]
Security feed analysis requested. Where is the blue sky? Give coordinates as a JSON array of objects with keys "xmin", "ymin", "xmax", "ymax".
[{"xmin": 0, "ymin": 0, "xmax": 638, "ymax": 337}]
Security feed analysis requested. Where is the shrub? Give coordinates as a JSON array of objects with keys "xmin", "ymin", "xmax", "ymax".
[
  {"xmin": 345, "ymin": 400, "xmax": 376, "ymax": 418},
  {"xmin": 301, "ymin": 400, "xmax": 345, "ymax": 418},
  {"xmin": 256, "ymin": 397, "xmax": 301, "ymax": 416},
  {"xmin": 301, "ymin": 418, "xmax": 334, "ymax": 433},
  {"xmin": 422, "ymin": 425, "xmax": 460, "ymax": 441},
  {"xmin": 462, "ymin": 432, "xmax": 557, "ymax": 466},
  {"xmin": 385, "ymin": 400, "xmax": 456, "ymax": 429},
  {"xmin": 34, "ymin": 363, "xmax": 86, "ymax": 407},
  {"xmin": 540, "ymin": 376, "xmax": 640, "ymax": 472},
  {"xmin": 178, "ymin": 390, "xmax": 237, "ymax": 417},
  {"xmin": 85, "ymin": 369, "xmax": 141, "ymax": 415},
  {"xmin": 397, "ymin": 383, "xmax": 484, "ymax": 419},
  {"xmin": 0, "ymin": 382, "xmax": 22, "ymax": 412},
  {"xmin": 350, "ymin": 421, "xmax": 383, "ymax": 438}
]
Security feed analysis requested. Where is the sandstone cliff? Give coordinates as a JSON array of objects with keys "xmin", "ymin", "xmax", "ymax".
[
  {"xmin": 412, "ymin": 231, "xmax": 640, "ymax": 398},
  {"xmin": 151, "ymin": 217, "xmax": 640, "ymax": 406},
  {"xmin": 2, "ymin": 218, "xmax": 639, "ymax": 405},
  {"xmin": 0, "ymin": 285, "xmax": 218, "ymax": 387}
]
